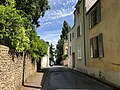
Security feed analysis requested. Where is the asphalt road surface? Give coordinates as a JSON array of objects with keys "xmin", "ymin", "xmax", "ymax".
[{"xmin": 43, "ymin": 66, "xmax": 114, "ymax": 90}]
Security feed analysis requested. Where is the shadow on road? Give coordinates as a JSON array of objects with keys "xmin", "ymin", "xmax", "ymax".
[{"xmin": 41, "ymin": 68, "xmax": 50, "ymax": 89}]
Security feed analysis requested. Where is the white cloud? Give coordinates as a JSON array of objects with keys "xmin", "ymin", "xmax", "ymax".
[
  {"xmin": 39, "ymin": 30, "xmax": 61, "ymax": 45},
  {"xmin": 37, "ymin": 0, "xmax": 78, "ymax": 45},
  {"xmin": 38, "ymin": 0, "xmax": 77, "ymax": 22}
]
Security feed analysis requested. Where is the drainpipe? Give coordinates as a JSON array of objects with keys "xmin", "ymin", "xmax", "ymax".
[{"xmin": 83, "ymin": 0, "xmax": 87, "ymax": 66}]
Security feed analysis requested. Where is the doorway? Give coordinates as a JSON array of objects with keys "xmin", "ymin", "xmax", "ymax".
[{"xmin": 72, "ymin": 52, "xmax": 75, "ymax": 68}]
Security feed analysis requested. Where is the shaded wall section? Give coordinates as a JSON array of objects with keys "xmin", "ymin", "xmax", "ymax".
[{"xmin": 0, "ymin": 45, "xmax": 36, "ymax": 90}]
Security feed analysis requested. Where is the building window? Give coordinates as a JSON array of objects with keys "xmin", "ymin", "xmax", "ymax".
[
  {"xmin": 80, "ymin": 23, "xmax": 82, "ymax": 36},
  {"xmin": 78, "ymin": 44, "xmax": 82, "ymax": 60},
  {"xmin": 77, "ymin": 25, "xmax": 80, "ymax": 37},
  {"xmin": 90, "ymin": 33, "xmax": 104, "ymax": 58},
  {"xmin": 70, "ymin": 33, "xmax": 72, "ymax": 41},
  {"xmin": 72, "ymin": 33, "xmax": 74, "ymax": 39},
  {"xmin": 70, "ymin": 46, "xmax": 71, "ymax": 55},
  {"xmin": 88, "ymin": 1, "xmax": 101, "ymax": 29},
  {"xmin": 77, "ymin": 24, "xmax": 82, "ymax": 38},
  {"xmin": 77, "ymin": 6, "xmax": 80, "ymax": 15}
]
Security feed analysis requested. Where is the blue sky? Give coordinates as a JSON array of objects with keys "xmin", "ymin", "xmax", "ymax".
[{"xmin": 36, "ymin": 0, "xmax": 78, "ymax": 46}]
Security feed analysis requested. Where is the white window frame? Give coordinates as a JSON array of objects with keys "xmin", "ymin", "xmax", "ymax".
[
  {"xmin": 80, "ymin": 23, "xmax": 82, "ymax": 36},
  {"xmin": 78, "ymin": 44, "xmax": 82, "ymax": 60}
]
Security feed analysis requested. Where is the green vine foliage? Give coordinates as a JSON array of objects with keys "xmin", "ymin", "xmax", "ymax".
[
  {"xmin": 28, "ymin": 30, "xmax": 48, "ymax": 60},
  {"xmin": 0, "ymin": 0, "xmax": 49, "ymax": 61}
]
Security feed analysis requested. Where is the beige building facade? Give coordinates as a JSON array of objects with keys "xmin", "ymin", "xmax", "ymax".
[
  {"xmin": 41, "ymin": 46, "xmax": 50, "ymax": 68},
  {"xmin": 68, "ymin": 0, "xmax": 87, "ymax": 73},
  {"xmin": 74, "ymin": 0, "xmax": 87, "ymax": 73},
  {"xmin": 68, "ymin": 0, "xmax": 120, "ymax": 87},
  {"xmin": 63, "ymin": 40, "xmax": 68, "ymax": 66},
  {"xmin": 86, "ymin": 0, "xmax": 120, "ymax": 86},
  {"xmin": 68, "ymin": 27, "xmax": 76, "ymax": 68}
]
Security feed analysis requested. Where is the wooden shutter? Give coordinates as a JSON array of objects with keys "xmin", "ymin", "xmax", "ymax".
[
  {"xmin": 77, "ymin": 6, "xmax": 80, "ymax": 15},
  {"xmin": 96, "ymin": 2, "xmax": 101, "ymax": 23},
  {"xmin": 77, "ymin": 25, "xmax": 80, "ymax": 37},
  {"xmin": 70, "ymin": 33, "xmax": 71, "ymax": 41},
  {"xmin": 98, "ymin": 33, "xmax": 104, "ymax": 57},
  {"xmin": 88, "ymin": 13, "xmax": 92, "ymax": 29},
  {"xmin": 70, "ymin": 46, "xmax": 71, "ymax": 55},
  {"xmin": 90, "ymin": 38, "xmax": 93, "ymax": 58},
  {"xmin": 80, "ymin": 23, "xmax": 82, "ymax": 36}
]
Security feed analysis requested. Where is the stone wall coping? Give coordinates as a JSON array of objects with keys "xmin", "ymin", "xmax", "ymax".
[{"xmin": 0, "ymin": 45, "xmax": 9, "ymax": 54}]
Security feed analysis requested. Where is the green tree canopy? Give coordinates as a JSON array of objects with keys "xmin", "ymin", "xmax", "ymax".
[
  {"xmin": 55, "ymin": 39, "xmax": 64, "ymax": 64},
  {"xmin": 15, "ymin": 0, "xmax": 50, "ymax": 27},
  {"xmin": 0, "ymin": 0, "xmax": 30, "ymax": 52},
  {"xmin": 0, "ymin": 0, "xmax": 50, "ymax": 27},
  {"xmin": 49, "ymin": 44, "xmax": 54, "ymax": 61},
  {"xmin": 28, "ymin": 30, "xmax": 48, "ymax": 60},
  {"xmin": 61, "ymin": 21, "xmax": 71, "ymax": 40},
  {"xmin": 0, "ymin": 0, "xmax": 49, "ymax": 61}
]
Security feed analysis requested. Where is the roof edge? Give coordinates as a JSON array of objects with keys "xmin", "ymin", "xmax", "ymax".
[{"xmin": 86, "ymin": 0, "xmax": 100, "ymax": 15}]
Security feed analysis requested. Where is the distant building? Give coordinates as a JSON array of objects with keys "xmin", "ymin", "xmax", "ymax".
[
  {"xmin": 63, "ymin": 40, "xmax": 68, "ymax": 55},
  {"xmin": 63, "ymin": 40, "xmax": 68, "ymax": 66},
  {"xmin": 41, "ymin": 45, "xmax": 50, "ymax": 68},
  {"xmin": 68, "ymin": 0, "xmax": 87, "ymax": 72},
  {"xmin": 74, "ymin": 0, "xmax": 87, "ymax": 72},
  {"xmin": 68, "ymin": 26, "xmax": 76, "ymax": 68}
]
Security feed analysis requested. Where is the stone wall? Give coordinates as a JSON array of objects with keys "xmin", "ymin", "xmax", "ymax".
[
  {"xmin": 0, "ymin": 45, "xmax": 36, "ymax": 90},
  {"xmin": 24, "ymin": 53, "xmax": 36, "ymax": 82}
]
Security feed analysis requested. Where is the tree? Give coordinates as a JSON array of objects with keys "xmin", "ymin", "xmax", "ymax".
[
  {"xmin": 55, "ymin": 39, "xmax": 64, "ymax": 64},
  {"xmin": 28, "ymin": 30, "xmax": 48, "ymax": 60},
  {"xmin": 55, "ymin": 21, "xmax": 71, "ymax": 64},
  {"xmin": 49, "ymin": 44, "xmax": 54, "ymax": 65},
  {"xmin": 0, "ymin": 0, "xmax": 49, "ymax": 60},
  {"xmin": 0, "ymin": 0, "xmax": 30, "ymax": 52},
  {"xmin": 0, "ymin": 0, "xmax": 50, "ymax": 27},
  {"xmin": 61, "ymin": 21, "xmax": 71, "ymax": 40},
  {"xmin": 15, "ymin": 0, "xmax": 50, "ymax": 27}
]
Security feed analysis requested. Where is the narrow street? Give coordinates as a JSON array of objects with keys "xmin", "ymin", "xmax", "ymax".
[{"xmin": 42, "ymin": 66, "xmax": 113, "ymax": 90}]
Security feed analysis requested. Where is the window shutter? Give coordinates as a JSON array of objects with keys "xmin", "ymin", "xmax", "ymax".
[
  {"xmin": 70, "ymin": 46, "xmax": 71, "ymax": 55},
  {"xmin": 88, "ymin": 13, "xmax": 92, "ymax": 29},
  {"xmin": 70, "ymin": 33, "xmax": 71, "ymax": 41},
  {"xmin": 98, "ymin": 33, "xmax": 104, "ymax": 57},
  {"xmin": 91, "ymin": 11, "xmax": 95, "ymax": 27},
  {"xmin": 77, "ymin": 6, "xmax": 80, "ymax": 15},
  {"xmin": 97, "ymin": 2, "xmax": 101, "ymax": 23},
  {"xmin": 77, "ymin": 25, "xmax": 80, "ymax": 37},
  {"xmin": 80, "ymin": 23, "xmax": 82, "ymax": 36},
  {"xmin": 90, "ymin": 38, "xmax": 93, "ymax": 58}
]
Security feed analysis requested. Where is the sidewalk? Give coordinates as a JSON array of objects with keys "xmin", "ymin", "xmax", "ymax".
[{"xmin": 20, "ymin": 72, "xmax": 43, "ymax": 90}]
